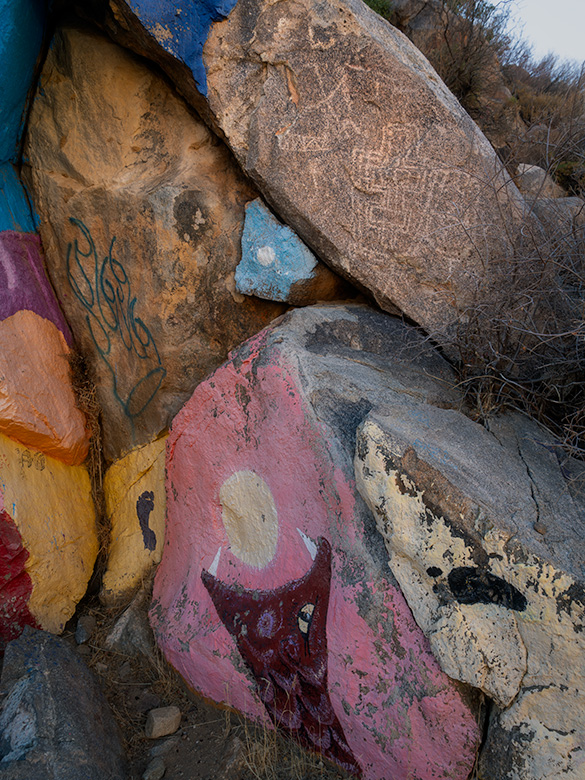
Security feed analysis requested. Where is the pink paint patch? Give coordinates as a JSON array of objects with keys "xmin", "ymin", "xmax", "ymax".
[
  {"xmin": 0, "ymin": 230, "xmax": 72, "ymax": 343},
  {"xmin": 152, "ymin": 332, "xmax": 480, "ymax": 779}
]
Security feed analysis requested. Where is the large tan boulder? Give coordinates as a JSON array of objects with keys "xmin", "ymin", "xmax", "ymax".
[
  {"xmin": 24, "ymin": 25, "xmax": 285, "ymax": 461},
  {"xmin": 78, "ymin": 0, "xmax": 529, "ymax": 355}
]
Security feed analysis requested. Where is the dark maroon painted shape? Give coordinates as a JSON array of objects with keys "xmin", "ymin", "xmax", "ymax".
[
  {"xmin": 0, "ymin": 509, "xmax": 38, "ymax": 644},
  {"xmin": 0, "ymin": 230, "xmax": 72, "ymax": 343},
  {"xmin": 202, "ymin": 537, "xmax": 361, "ymax": 775}
]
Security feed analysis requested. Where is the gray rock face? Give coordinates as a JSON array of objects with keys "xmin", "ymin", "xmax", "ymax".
[
  {"xmin": 0, "ymin": 626, "xmax": 126, "ymax": 779},
  {"xmin": 24, "ymin": 25, "xmax": 284, "ymax": 461},
  {"xmin": 355, "ymin": 405, "xmax": 585, "ymax": 780},
  {"xmin": 515, "ymin": 164, "xmax": 566, "ymax": 199},
  {"xmin": 78, "ymin": 0, "xmax": 529, "ymax": 356}
]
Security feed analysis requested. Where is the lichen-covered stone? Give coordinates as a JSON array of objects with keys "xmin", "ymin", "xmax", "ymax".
[
  {"xmin": 152, "ymin": 303, "xmax": 479, "ymax": 780},
  {"xmin": 24, "ymin": 25, "xmax": 284, "ymax": 461},
  {"xmin": 355, "ymin": 407, "xmax": 585, "ymax": 780}
]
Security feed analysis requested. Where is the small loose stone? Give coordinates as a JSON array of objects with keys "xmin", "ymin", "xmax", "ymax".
[
  {"xmin": 142, "ymin": 756, "xmax": 166, "ymax": 780},
  {"xmin": 534, "ymin": 522, "xmax": 548, "ymax": 535},
  {"xmin": 145, "ymin": 706, "xmax": 182, "ymax": 739},
  {"xmin": 75, "ymin": 614, "xmax": 97, "ymax": 644}
]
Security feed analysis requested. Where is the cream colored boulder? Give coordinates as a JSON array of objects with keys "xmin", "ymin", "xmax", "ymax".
[{"xmin": 356, "ymin": 407, "xmax": 585, "ymax": 780}]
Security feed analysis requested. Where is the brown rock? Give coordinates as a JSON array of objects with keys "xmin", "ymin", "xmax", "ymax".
[
  {"xmin": 24, "ymin": 25, "xmax": 284, "ymax": 461},
  {"xmin": 78, "ymin": 0, "xmax": 529, "ymax": 356}
]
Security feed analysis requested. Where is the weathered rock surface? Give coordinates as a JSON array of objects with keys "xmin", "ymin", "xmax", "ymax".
[
  {"xmin": 152, "ymin": 303, "xmax": 479, "ymax": 780},
  {"xmin": 236, "ymin": 198, "xmax": 351, "ymax": 305},
  {"xmin": 0, "ymin": 626, "xmax": 126, "ymax": 779},
  {"xmin": 0, "ymin": 310, "xmax": 90, "ymax": 465},
  {"xmin": 515, "ymin": 163, "xmax": 566, "ymax": 200},
  {"xmin": 0, "ymin": 432, "xmax": 97, "ymax": 638},
  {"xmin": 80, "ymin": 0, "xmax": 529, "ymax": 353},
  {"xmin": 24, "ymin": 25, "xmax": 284, "ymax": 462},
  {"xmin": 101, "ymin": 436, "xmax": 167, "ymax": 605},
  {"xmin": 355, "ymin": 406, "xmax": 585, "ymax": 779}
]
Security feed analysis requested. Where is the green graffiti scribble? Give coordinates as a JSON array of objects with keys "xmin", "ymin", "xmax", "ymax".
[{"xmin": 66, "ymin": 218, "xmax": 166, "ymax": 421}]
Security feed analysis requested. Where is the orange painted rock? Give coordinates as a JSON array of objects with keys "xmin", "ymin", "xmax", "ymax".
[
  {"xmin": 0, "ymin": 310, "xmax": 90, "ymax": 465},
  {"xmin": 0, "ymin": 432, "xmax": 97, "ymax": 640},
  {"xmin": 101, "ymin": 436, "xmax": 167, "ymax": 605}
]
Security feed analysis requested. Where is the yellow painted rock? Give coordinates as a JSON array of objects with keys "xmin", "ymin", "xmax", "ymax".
[
  {"xmin": 101, "ymin": 435, "xmax": 167, "ymax": 605},
  {"xmin": 0, "ymin": 310, "xmax": 90, "ymax": 465},
  {"xmin": 0, "ymin": 432, "xmax": 97, "ymax": 635}
]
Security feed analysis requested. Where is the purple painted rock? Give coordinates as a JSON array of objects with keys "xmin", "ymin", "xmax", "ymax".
[
  {"xmin": 0, "ymin": 231, "xmax": 71, "ymax": 341},
  {"xmin": 152, "ymin": 303, "xmax": 480, "ymax": 780},
  {"xmin": 24, "ymin": 25, "xmax": 284, "ymax": 462},
  {"xmin": 79, "ymin": 0, "xmax": 529, "ymax": 355}
]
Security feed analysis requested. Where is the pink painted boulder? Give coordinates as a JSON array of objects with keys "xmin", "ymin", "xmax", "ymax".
[{"xmin": 152, "ymin": 304, "xmax": 480, "ymax": 779}]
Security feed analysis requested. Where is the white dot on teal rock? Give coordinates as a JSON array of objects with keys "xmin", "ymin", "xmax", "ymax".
[{"xmin": 257, "ymin": 245, "xmax": 276, "ymax": 266}]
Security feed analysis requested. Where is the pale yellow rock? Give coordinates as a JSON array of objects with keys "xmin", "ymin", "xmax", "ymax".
[
  {"xmin": 0, "ymin": 311, "xmax": 90, "ymax": 465},
  {"xmin": 101, "ymin": 435, "xmax": 167, "ymax": 605},
  {"xmin": 0, "ymin": 432, "xmax": 97, "ymax": 633}
]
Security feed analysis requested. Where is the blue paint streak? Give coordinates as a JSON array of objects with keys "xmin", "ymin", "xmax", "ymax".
[
  {"xmin": 128, "ymin": 0, "xmax": 238, "ymax": 95},
  {"xmin": 0, "ymin": 0, "xmax": 46, "ymax": 163},
  {"xmin": 0, "ymin": 163, "xmax": 37, "ymax": 233},
  {"xmin": 236, "ymin": 199, "xmax": 318, "ymax": 303}
]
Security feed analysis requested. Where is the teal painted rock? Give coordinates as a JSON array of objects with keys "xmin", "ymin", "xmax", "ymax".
[
  {"xmin": 0, "ymin": 0, "xmax": 46, "ymax": 163},
  {"xmin": 236, "ymin": 199, "xmax": 351, "ymax": 305}
]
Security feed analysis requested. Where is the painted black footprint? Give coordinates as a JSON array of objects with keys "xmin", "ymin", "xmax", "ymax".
[{"xmin": 136, "ymin": 490, "xmax": 156, "ymax": 551}]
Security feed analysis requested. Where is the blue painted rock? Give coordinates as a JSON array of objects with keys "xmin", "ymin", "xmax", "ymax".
[
  {"xmin": 78, "ymin": 0, "xmax": 529, "ymax": 357},
  {"xmin": 236, "ymin": 199, "xmax": 353, "ymax": 305},
  {"xmin": 152, "ymin": 303, "xmax": 480, "ymax": 780},
  {"xmin": 24, "ymin": 26, "xmax": 285, "ymax": 462}
]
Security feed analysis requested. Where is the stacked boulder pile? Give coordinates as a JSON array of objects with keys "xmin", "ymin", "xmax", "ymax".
[{"xmin": 0, "ymin": 0, "xmax": 583, "ymax": 779}]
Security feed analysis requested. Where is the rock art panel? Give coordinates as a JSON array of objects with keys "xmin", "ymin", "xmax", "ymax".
[
  {"xmin": 80, "ymin": 0, "xmax": 529, "ymax": 352},
  {"xmin": 355, "ymin": 407, "xmax": 585, "ymax": 780},
  {"xmin": 101, "ymin": 435, "xmax": 167, "ymax": 605},
  {"xmin": 236, "ymin": 198, "xmax": 351, "ymax": 305},
  {"xmin": 24, "ymin": 25, "xmax": 284, "ymax": 462},
  {"xmin": 0, "ymin": 310, "xmax": 90, "ymax": 465},
  {"xmin": 0, "ymin": 432, "xmax": 97, "ymax": 637},
  {"xmin": 152, "ymin": 304, "xmax": 480, "ymax": 780}
]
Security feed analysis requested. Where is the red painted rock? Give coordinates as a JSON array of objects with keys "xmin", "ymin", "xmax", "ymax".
[
  {"xmin": 24, "ymin": 25, "xmax": 284, "ymax": 462},
  {"xmin": 152, "ymin": 304, "xmax": 480, "ymax": 779}
]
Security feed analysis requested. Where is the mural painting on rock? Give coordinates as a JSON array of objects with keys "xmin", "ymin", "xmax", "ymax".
[
  {"xmin": 202, "ymin": 536, "xmax": 360, "ymax": 774},
  {"xmin": 152, "ymin": 307, "xmax": 481, "ymax": 780}
]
